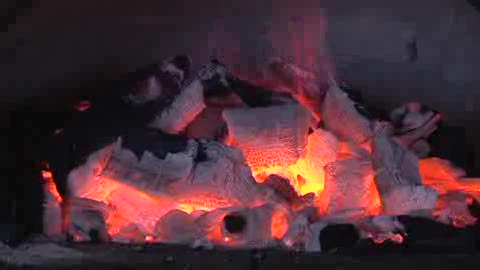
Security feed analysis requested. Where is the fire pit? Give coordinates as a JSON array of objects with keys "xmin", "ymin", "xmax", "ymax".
[{"xmin": 3, "ymin": 52, "xmax": 480, "ymax": 269}]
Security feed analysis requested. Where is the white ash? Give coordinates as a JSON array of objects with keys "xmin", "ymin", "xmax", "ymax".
[
  {"xmin": 322, "ymin": 83, "xmax": 373, "ymax": 144},
  {"xmin": 372, "ymin": 122, "xmax": 423, "ymax": 195},
  {"xmin": 382, "ymin": 185, "xmax": 439, "ymax": 215},
  {"xmin": 101, "ymin": 138, "xmax": 197, "ymax": 197},
  {"xmin": 149, "ymin": 79, "xmax": 206, "ymax": 134},
  {"xmin": 171, "ymin": 140, "xmax": 268, "ymax": 207},
  {"xmin": 223, "ymin": 104, "xmax": 312, "ymax": 174},
  {"xmin": 154, "ymin": 210, "xmax": 203, "ymax": 244},
  {"xmin": 321, "ymin": 152, "xmax": 378, "ymax": 217}
]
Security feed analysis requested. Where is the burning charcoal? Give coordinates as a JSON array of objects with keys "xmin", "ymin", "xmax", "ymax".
[
  {"xmin": 171, "ymin": 140, "xmax": 267, "ymax": 207},
  {"xmin": 222, "ymin": 104, "xmax": 312, "ymax": 176},
  {"xmin": 372, "ymin": 122, "xmax": 423, "ymax": 192},
  {"xmin": 41, "ymin": 170, "xmax": 63, "ymax": 239},
  {"xmin": 100, "ymin": 139, "xmax": 197, "ymax": 197},
  {"xmin": 111, "ymin": 223, "xmax": 145, "ymax": 243},
  {"xmin": 288, "ymin": 128, "xmax": 339, "ymax": 195},
  {"xmin": 149, "ymin": 60, "xmax": 232, "ymax": 134},
  {"xmin": 197, "ymin": 60, "xmax": 230, "ymax": 98},
  {"xmin": 419, "ymin": 158, "xmax": 474, "ymax": 195},
  {"xmin": 127, "ymin": 55, "xmax": 192, "ymax": 104},
  {"xmin": 282, "ymin": 213, "xmax": 309, "ymax": 249},
  {"xmin": 390, "ymin": 102, "xmax": 439, "ymax": 135},
  {"xmin": 149, "ymin": 79, "xmax": 206, "ymax": 134},
  {"xmin": 66, "ymin": 198, "xmax": 110, "ymax": 242},
  {"xmin": 263, "ymin": 58, "xmax": 326, "ymax": 121},
  {"xmin": 219, "ymin": 204, "xmax": 290, "ymax": 248},
  {"xmin": 382, "ymin": 185, "xmax": 439, "ymax": 216},
  {"xmin": 319, "ymin": 224, "xmax": 360, "ymax": 253},
  {"xmin": 322, "ymin": 83, "xmax": 373, "ymax": 144},
  {"xmin": 185, "ymin": 107, "xmax": 230, "ymax": 141},
  {"xmin": 261, "ymin": 174, "xmax": 299, "ymax": 204},
  {"xmin": 372, "ymin": 122, "xmax": 439, "ymax": 215},
  {"xmin": 106, "ymin": 188, "xmax": 177, "ymax": 235},
  {"xmin": 390, "ymin": 102, "xmax": 441, "ymax": 154},
  {"xmin": 434, "ymin": 192, "xmax": 477, "ymax": 227},
  {"xmin": 154, "ymin": 210, "xmax": 202, "ymax": 244},
  {"xmin": 67, "ymin": 142, "xmax": 116, "ymax": 198},
  {"xmin": 319, "ymin": 144, "xmax": 380, "ymax": 218},
  {"xmin": 357, "ymin": 215, "xmax": 405, "ymax": 244}
]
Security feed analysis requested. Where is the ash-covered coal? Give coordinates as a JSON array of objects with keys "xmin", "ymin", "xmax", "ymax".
[{"xmin": 34, "ymin": 55, "xmax": 480, "ymax": 254}]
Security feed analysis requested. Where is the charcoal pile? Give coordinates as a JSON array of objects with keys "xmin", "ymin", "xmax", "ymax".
[{"xmin": 35, "ymin": 54, "xmax": 480, "ymax": 253}]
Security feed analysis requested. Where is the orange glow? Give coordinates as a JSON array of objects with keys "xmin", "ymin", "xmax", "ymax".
[
  {"xmin": 145, "ymin": 235, "xmax": 154, "ymax": 242},
  {"xmin": 271, "ymin": 209, "xmax": 289, "ymax": 239},
  {"xmin": 420, "ymin": 158, "xmax": 480, "ymax": 195},
  {"xmin": 41, "ymin": 170, "xmax": 63, "ymax": 203}
]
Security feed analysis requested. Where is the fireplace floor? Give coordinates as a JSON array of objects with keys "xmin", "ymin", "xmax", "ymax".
[{"xmin": 2, "ymin": 237, "xmax": 480, "ymax": 270}]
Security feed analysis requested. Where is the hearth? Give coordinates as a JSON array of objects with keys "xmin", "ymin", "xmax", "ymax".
[{"xmin": 3, "ymin": 51, "xmax": 480, "ymax": 269}]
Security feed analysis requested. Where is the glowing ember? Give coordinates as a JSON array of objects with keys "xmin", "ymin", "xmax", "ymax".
[
  {"xmin": 41, "ymin": 170, "xmax": 63, "ymax": 203},
  {"xmin": 42, "ymin": 53, "xmax": 480, "ymax": 252}
]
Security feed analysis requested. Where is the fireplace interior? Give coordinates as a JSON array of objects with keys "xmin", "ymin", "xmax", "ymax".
[{"xmin": 3, "ymin": 0, "xmax": 480, "ymax": 268}]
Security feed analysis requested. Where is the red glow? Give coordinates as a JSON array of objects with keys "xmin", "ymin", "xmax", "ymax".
[
  {"xmin": 41, "ymin": 170, "xmax": 63, "ymax": 203},
  {"xmin": 75, "ymin": 100, "xmax": 91, "ymax": 112}
]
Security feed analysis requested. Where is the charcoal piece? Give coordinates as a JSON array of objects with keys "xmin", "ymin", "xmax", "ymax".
[
  {"xmin": 434, "ymin": 192, "xmax": 477, "ymax": 227},
  {"xmin": 322, "ymin": 83, "xmax": 373, "ymax": 144},
  {"xmin": 222, "ymin": 104, "xmax": 312, "ymax": 175},
  {"xmin": 185, "ymin": 107, "xmax": 229, "ymax": 140},
  {"xmin": 372, "ymin": 122, "xmax": 423, "ymax": 194},
  {"xmin": 261, "ymin": 174, "xmax": 299, "ymax": 204},
  {"xmin": 382, "ymin": 185, "xmax": 438, "ymax": 216},
  {"xmin": 319, "ymin": 224, "xmax": 360, "ymax": 253},
  {"xmin": 100, "ymin": 139, "xmax": 198, "ymax": 197},
  {"xmin": 390, "ymin": 102, "xmax": 441, "ymax": 151},
  {"xmin": 149, "ymin": 79, "xmax": 206, "ymax": 134},
  {"xmin": 372, "ymin": 122, "xmax": 439, "ymax": 215},
  {"xmin": 219, "ymin": 204, "xmax": 289, "ymax": 248},
  {"xmin": 65, "ymin": 198, "xmax": 110, "ymax": 243},
  {"xmin": 111, "ymin": 223, "xmax": 145, "ymax": 243},
  {"xmin": 171, "ymin": 140, "xmax": 265, "ymax": 207},
  {"xmin": 154, "ymin": 210, "xmax": 202, "ymax": 244},
  {"xmin": 419, "ymin": 158, "xmax": 468, "ymax": 194},
  {"xmin": 390, "ymin": 102, "xmax": 437, "ymax": 134},
  {"xmin": 319, "ymin": 145, "xmax": 379, "ymax": 218},
  {"xmin": 290, "ymin": 128, "xmax": 338, "ymax": 195},
  {"xmin": 126, "ymin": 55, "xmax": 192, "ymax": 104}
]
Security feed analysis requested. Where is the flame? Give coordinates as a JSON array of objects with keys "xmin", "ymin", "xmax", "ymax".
[{"xmin": 41, "ymin": 170, "xmax": 63, "ymax": 203}]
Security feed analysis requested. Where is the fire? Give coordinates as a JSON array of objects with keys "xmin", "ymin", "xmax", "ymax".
[
  {"xmin": 41, "ymin": 170, "xmax": 63, "ymax": 203},
  {"xmin": 271, "ymin": 209, "xmax": 289, "ymax": 239}
]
